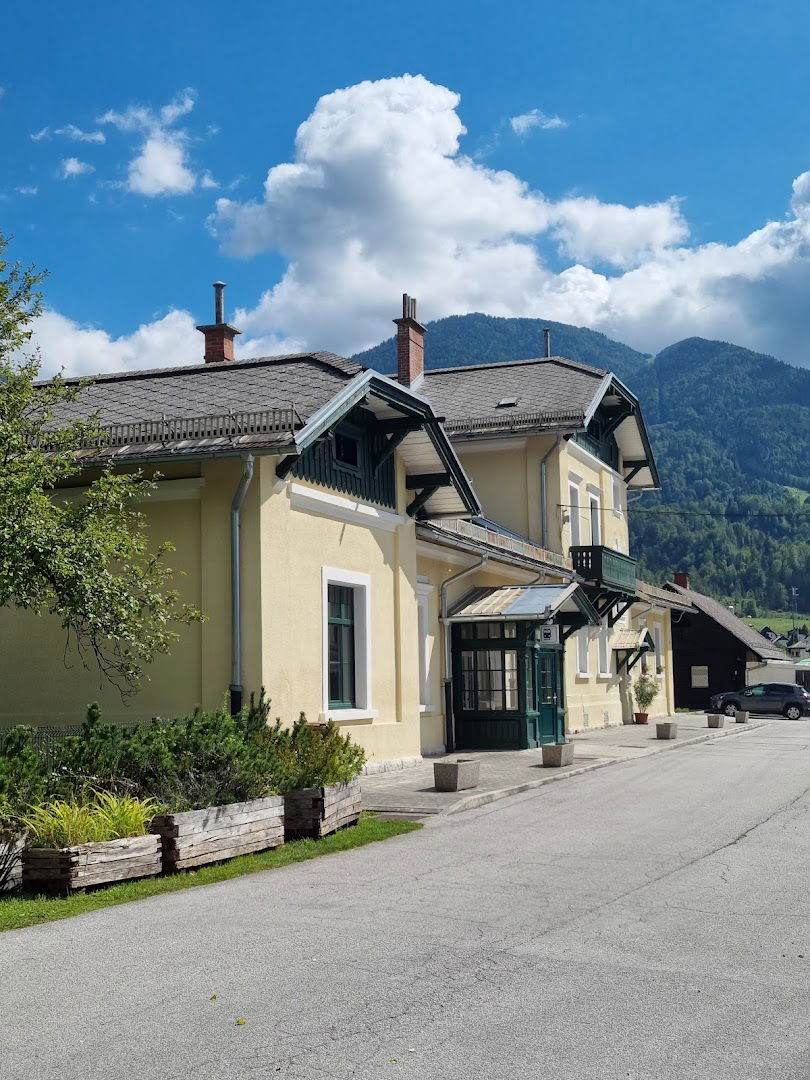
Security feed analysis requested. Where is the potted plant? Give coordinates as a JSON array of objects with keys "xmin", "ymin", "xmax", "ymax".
[
  {"xmin": 269, "ymin": 717, "xmax": 365, "ymax": 840},
  {"xmin": 633, "ymin": 673, "xmax": 659, "ymax": 724},
  {"xmin": 21, "ymin": 792, "xmax": 162, "ymax": 891}
]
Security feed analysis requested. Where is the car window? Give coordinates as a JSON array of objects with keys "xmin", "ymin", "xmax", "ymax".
[
  {"xmin": 765, "ymin": 684, "xmax": 791, "ymax": 695},
  {"xmin": 745, "ymin": 685, "xmax": 766, "ymax": 696}
]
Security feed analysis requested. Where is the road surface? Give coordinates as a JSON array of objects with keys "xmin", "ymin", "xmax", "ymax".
[{"xmin": 2, "ymin": 720, "xmax": 809, "ymax": 1079}]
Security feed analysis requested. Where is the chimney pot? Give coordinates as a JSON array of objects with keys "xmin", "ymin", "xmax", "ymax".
[
  {"xmin": 543, "ymin": 327, "xmax": 551, "ymax": 358},
  {"xmin": 197, "ymin": 281, "xmax": 241, "ymax": 363},
  {"xmin": 674, "ymin": 571, "xmax": 691, "ymax": 589},
  {"xmin": 394, "ymin": 293, "xmax": 426, "ymax": 388}
]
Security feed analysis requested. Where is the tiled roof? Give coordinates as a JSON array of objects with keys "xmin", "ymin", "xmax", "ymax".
[
  {"xmin": 421, "ymin": 356, "xmax": 605, "ymax": 434},
  {"xmin": 49, "ymin": 352, "xmax": 361, "ymax": 428},
  {"xmin": 666, "ymin": 583, "xmax": 791, "ymax": 662}
]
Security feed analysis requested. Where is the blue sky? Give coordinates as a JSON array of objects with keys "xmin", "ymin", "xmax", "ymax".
[{"xmin": 3, "ymin": 0, "xmax": 810, "ymax": 374}]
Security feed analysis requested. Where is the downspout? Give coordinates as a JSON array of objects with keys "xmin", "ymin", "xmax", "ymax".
[
  {"xmin": 230, "ymin": 454, "xmax": 255, "ymax": 715},
  {"xmin": 440, "ymin": 554, "xmax": 488, "ymax": 752},
  {"xmin": 540, "ymin": 435, "xmax": 564, "ymax": 550}
]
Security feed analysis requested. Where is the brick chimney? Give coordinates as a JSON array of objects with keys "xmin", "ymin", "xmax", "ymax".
[
  {"xmin": 394, "ymin": 293, "xmax": 426, "ymax": 388},
  {"xmin": 674, "ymin": 571, "xmax": 691, "ymax": 589},
  {"xmin": 197, "ymin": 281, "xmax": 241, "ymax": 363}
]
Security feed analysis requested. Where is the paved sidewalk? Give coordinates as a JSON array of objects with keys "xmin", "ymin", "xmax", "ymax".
[{"xmin": 361, "ymin": 712, "xmax": 769, "ymax": 815}]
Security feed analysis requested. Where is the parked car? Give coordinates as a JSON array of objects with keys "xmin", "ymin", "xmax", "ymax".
[{"xmin": 708, "ymin": 683, "xmax": 810, "ymax": 720}]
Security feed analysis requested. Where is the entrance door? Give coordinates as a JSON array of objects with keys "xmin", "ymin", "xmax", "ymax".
[{"xmin": 533, "ymin": 649, "xmax": 563, "ymax": 744}]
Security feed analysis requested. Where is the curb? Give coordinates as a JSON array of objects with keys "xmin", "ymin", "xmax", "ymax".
[{"xmin": 436, "ymin": 719, "xmax": 771, "ymax": 816}]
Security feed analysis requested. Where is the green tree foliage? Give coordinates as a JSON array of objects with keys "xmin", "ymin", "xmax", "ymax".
[{"xmin": 0, "ymin": 237, "xmax": 200, "ymax": 691}]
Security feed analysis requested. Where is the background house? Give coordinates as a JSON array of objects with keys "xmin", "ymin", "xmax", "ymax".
[{"xmin": 665, "ymin": 574, "xmax": 796, "ymax": 709}]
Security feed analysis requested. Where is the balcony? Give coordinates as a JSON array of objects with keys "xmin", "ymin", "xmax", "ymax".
[{"xmin": 570, "ymin": 545, "xmax": 638, "ymax": 595}]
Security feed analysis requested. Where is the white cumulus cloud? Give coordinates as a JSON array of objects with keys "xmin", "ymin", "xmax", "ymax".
[
  {"xmin": 61, "ymin": 157, "xmax": 94, "ymax": 179},
  {"xmin": 510, "ymin": 108, "xmax": 568, "ymax": 135},
  {"xmin": 206, "ymin": 74, "xmax": 810, "ymax": 365},
  {"xmin": 99, "ymin": 89, "xmax": 200, "ymax": 196}
]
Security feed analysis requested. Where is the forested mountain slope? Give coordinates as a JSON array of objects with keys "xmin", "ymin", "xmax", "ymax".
[{"xmin": 354, "ymin": 316, "xmax": 810, "ymax": 612}]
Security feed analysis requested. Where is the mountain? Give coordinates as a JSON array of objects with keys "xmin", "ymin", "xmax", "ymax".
[
  {"xmin": 354, "ymin": 316, "xmax": 810, "ymax": 613},
  {"xmin": 353, "ymin": 313, "xmax": 650, "ymax": 384}
]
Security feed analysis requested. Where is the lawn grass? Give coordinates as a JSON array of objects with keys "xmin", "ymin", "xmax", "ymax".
[
  {"xmin": 0, "ymin": 812, "xmax": 421, "ymax": 933},
  {"xmin": 742, "ymin": 611, "xmax": 810, "ymax": 636}
]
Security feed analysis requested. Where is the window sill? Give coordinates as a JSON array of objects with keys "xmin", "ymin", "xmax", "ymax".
[
  {"xmin": 596, "ymin": 672, "xmax": 613, "ymax": 681},
  {"xmin": 419, "ymin": 704, "xmax": 436, "ymax": 714},
  {"xmin": 320, "ymin": 708, "xmax": 378, "ymax": 724},
  {"xmin": 575, "ymin": 673, "xmax": 591, "ymax": 681}
]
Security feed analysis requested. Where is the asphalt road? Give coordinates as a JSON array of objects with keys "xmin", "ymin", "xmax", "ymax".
[{"xmin": 2, "ymin": 720, "xmax": 810, "ymax": 1080}]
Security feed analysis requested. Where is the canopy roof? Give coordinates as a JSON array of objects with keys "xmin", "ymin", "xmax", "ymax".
[{"xmin": 447, "ymin": 583, "xmax": 600, "ymax": 624}]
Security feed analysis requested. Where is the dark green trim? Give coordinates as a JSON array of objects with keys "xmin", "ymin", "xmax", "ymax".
[
  {"xmin": 407, "ymin": 484, "xmax": 442, "ymax": 518},
  {"xmin": 292, "ymin": 409, "xmax": 396, "ymax": 509},
  {"xmin": 405, "ymin": 472, "xmax": 451, "ymax": 490}
]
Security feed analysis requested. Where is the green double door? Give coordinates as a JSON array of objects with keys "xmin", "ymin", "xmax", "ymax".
[{"xmin": 527, "ymin": 648, "xmax": 565, "ymax": 745}]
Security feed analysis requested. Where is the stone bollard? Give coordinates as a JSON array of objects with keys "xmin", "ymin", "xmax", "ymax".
[
  {"xmin": 708, "ymin": 714, "xmax": 724, "ymax": 729},
  {"xmin": 656, "ymin": 722, "xmax": 677, "ymax": 740},
  {"xmin": 541, "ymin": 742, "xmax": 575, "ymax": 768},
  {"xmin": 434, "ymin": 758, "xmax": 480, "ymax": 792},
  {"xmin": 735, "ymin": 711, "xmax": 749, "ymax": 724}
]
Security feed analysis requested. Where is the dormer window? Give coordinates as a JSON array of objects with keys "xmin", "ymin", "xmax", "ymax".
[
  {"xmin": 496, "ymin": 396, "xmax": 519, "ymax": 408},
  {"xmin": 334, "ymin": 431, "xmax": 360, "ymax": 471}
]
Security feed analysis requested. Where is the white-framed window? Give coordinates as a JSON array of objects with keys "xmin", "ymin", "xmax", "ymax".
[
  {"xmin": 322, "ymin": 567, "xmax": 376, "ymax": 721},
  {"xmin": 415, "ymin": 581, "xmax": 434, "ymax": 710},
  {"xmin": 568, "ymin": 475, "xmax": 582, "ymax": 547},
  {"xmin": 598, "ymin": 622, "xmax": 611, "ymax": 676},
  {"xmin": 576, "ymin": 627, "xmax": 590, "ymax": 676},
  {"xmin": 588, "ymin": 488, "xmax": 601, "ymax": 545},
  {"xmin": 612, "ymin": 476, "xmax": 623, "ymax": 517}
]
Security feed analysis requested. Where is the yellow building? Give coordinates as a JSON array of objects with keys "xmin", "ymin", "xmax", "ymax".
[{"xmin": 0, "ymin": 290, "xmax": 686, "ymax": 765}]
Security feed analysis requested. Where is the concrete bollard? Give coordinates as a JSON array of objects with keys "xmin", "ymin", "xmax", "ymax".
[
  {"xmin": 541, "ymin": 742, "xmax": 575, "ymax": 768},
  {"xmin": 708, "ymin": 714, "xmax": 724, "ymax": 728},
  {"xmin": 735, "ymin": 711, "xmax": 749, "ymax": 724},
  {"xmin": 656, "ymin": 722, "xmax": 677, "ymax": 740}
]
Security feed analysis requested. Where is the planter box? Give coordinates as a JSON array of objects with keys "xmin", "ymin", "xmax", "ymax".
[
  {"xmin": 0, "ymin": 835, "xmax": 24, "ymax": 893},
  {"xmin": 541, "ymin": 742, "xmax": 575, "ymax": 768},
  {"xmin": 656, "ymin": 722, "xmax": 677, "ymax": 740},
  {"xmin": 284, "ymin": 780, "xmax": 362, "ymax": 840},
  {"xmin": 634, "ymin": 713, "xmax": 649, "ymax": 725},
  {"xmin": 151, "ymin": 796, "xmax": 284, "ymax": 872},
  {"xmin": 708, "ymin": 714, "xmax": 724, "ymax": 729},
  {"xmin": 22, "ymin": 834, "xmax": 161, "ymax": 891},
  {"xmin": 735, "ymin": 711, "xmax": 749, "ymax": 724},
  {"xmin": 433, "ymin": 759, "xmax": 480, "ymax": 792}
]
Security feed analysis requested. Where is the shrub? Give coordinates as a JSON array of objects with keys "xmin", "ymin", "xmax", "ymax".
[
  {"xmin": 0, "ymin": 727, "xmax": 53, "ymax": 837},
  {"xmin": 633, "ymin": 673, "xmax": 659, "ymax": 712},
  {"xmin": 262, "ymin": 716, "xmax": 366, "ymax": 793},
  {"xmin": 22, "ymin": 792, "xmax": 161, "ymax": 848}
]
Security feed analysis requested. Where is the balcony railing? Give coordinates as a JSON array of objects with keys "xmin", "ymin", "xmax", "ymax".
[{"xmin": 570, "ymin": 545, "xmax": 638, "ymax": 594}]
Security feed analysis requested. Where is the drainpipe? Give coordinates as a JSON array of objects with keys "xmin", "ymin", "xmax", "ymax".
[
  {"xmin": 440, "ymin": 554, "xmax": 487, "ymax": 752},
  {"xmin": 230, "ymin": 454, "xmax": 255, "ymax": 715},
  {"xmin": 539, "ymin": 435, "xmax": 563, "ymax": 550}
]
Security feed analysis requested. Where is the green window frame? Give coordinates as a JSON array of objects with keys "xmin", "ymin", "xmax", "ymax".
[{"xmin": 328, "ymin": 583, "xmax": 356, "ymax": 708}]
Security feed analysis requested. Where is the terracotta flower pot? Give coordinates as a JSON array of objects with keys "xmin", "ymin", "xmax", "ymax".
[{"xmin": 634, "ymin": 712, "xmax": 649, "ymax": 725}]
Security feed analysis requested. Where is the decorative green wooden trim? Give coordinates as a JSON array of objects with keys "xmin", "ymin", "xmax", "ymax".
[
  {"xmin": 405, "ymin": 472, "xmax": 452, "ymax": 490},
  {"xmin": 407, "ymin": 484, "xmax": 442, "ymax": 518},
  {"xmin": 292, "ymin": 408, "xmax": 396, "ymax": 510}
]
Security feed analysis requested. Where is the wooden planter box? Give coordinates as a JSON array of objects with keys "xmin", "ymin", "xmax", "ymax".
[
  {"xmin": 708, "ymin": 714, "xmax": 724, "ymax": 729},
  {"xmin": 22, "ymin": 834, "xmax": 161, "ymax": 891},
  {"xmin": 151, "ymin": 796, "xmax": 284, "ymax": 871},
  {"xmin": 0, "ymin": 835, "xmax": 24, "ymax": 893},
  {"xmin": 283, "ymin": 780, "xmax": 362, "ymax": 840},
  {"xmin": 656, "ymin": 722, "xmax": 677, "ymax": 740}
]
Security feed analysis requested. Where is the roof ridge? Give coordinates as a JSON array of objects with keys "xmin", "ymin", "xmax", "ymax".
[
  {"xmin": 38, "ymin": 350, "xmax": 359, "ymax": 388},
  {"xmin": 424, "ymin": 355, "xmax": 606, "ymax": 377}
]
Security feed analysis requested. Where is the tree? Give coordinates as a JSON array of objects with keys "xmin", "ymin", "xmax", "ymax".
[{"xmin": 0, "ymin": 236, "xmax": 201, "ymax": 693}]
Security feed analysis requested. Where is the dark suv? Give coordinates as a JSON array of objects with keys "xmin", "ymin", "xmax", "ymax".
[{"xmin": 709, "ymin": 683, "xmax": 810, "ymax": 720}]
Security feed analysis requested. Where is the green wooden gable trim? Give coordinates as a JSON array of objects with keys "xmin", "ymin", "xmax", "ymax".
[{"xmin": 292, "ymin": 407, "xmax": 397, "ymax": 509}]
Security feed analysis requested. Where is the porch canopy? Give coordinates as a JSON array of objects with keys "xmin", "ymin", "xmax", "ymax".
[
  {"xmin": 446, "ymin": 583, "xmax": 600, "ymax": 638},
  {"xmin": 613, "ymin": 628, "xmax": 655, "ymax": 673}
]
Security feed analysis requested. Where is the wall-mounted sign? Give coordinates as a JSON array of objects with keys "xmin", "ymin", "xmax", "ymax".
[
  {"xmin": 536, "ymin": 624, "xmax": 560, "ymax": 645},
  {"xmin": 691, "ymin": 665, "xmax": 709, "ymax": 688}
]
